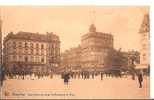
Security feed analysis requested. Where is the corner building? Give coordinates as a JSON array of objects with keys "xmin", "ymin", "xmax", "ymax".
[
  {"xmin": 81, "ymin": 24, "xmax": 113, "ymax": 70},
  {"xmin": 3, "ymin": 32, "xmax": 60, "ymax": 73}
]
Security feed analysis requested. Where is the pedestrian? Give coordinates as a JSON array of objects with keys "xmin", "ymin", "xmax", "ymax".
[
  {"xmin": 92, "ymin": 72, "xmax": 94, "ymax": 79},
  {"xmin": 64, "ymin": 73, "xmax": 70, "ymax": 85},
  {"xmin": 50, "ymin": 73, "xmax": 53, "ymax": 79},
  {"xmin": 82, "ymin": 72, "xmax": 83, "ymax": 79},
  {"xmin": 137, "ymin": 70, "xmax": 143, "ymax": 88},
  {"xmin": 101, "ymin": 72, "xmax": 104, "ymax": 80}
]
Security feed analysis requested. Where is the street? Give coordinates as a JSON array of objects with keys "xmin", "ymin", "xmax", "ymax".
[{"xmin": 1, "ymin": 75, "xmax": 149, "ymax": 99}]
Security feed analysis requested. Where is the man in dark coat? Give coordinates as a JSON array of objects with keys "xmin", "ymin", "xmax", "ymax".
[
  {"xmin": 101, "ymin": 72, "xmax": 104, "ymax": 80},
  {"xmin": 64, "ymin": 73, "xmax": 70, "ymax": 85},
  {"xmin": 137, "ymin": 70, "xmax": 143, "ymax": 88}
]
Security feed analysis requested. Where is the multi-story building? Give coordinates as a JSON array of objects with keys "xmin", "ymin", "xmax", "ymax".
[
  {"xmin": 81, "ymin": 24, "xmax": 113, "ymax": 71},
  {"xmin": 0, "ymin": 17, "xmax": 2, "ymax": 67},
  {"xmin": 136, "ymin": 13, "xmax": 150, "ymax": 71},
  {"xmin": 60, "ymin": 45, "xmax": 82, "ymax": 71},
  {"xmin": 3, "ymin": 31, "xmax": 60, "ymax": 73},
  {"xmin": 61, "ymin": 24, "xmax": 114, "ymax": 72}
]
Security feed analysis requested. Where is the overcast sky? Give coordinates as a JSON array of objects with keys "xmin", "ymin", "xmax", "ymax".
[{"xmin": 0, "ymin": 6, "xmax": 149, "ymax": 52}]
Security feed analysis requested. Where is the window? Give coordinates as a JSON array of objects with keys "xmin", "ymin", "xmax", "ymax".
[
  {"xmin": 41, "ymin": 44, "xmax": 44, "ymax": 49},
  {"xmin": 31, "ymin": 49, "xmax": 33, "ymax": 54},
  {"xmin": 25, "ymin": 42, "xmax": 28, "ymax": 48},
  {"xmin": 19, "ymin": 49, "xmax": 22, "ymax": 54},
  {"xmin": 31, "ymin": 56, "xmax": 33, "ymax": 62},
  {"xmin": 41, "ymin": 50, "xmax": 44, "ymax": 55},
  {"xmin": 36, "ymin": 43, "xmax": 39, "ymax": 48},
  {"xmin": 25, "ymin": 56, "xmax": 28, "ymax": 62},
  {"xmin": 30, "ymin": 43, "xmax": 33, "ymax": 48},
  {"xmin": 41, "ymin": 58, "xmax": 44, "ymax": 63},
  {"xmin": 19, "ymin": 42, "xmax": 22, "ymax": 47},
  {"xmin": 36, "ymin": 49, "xmax": 39, "ymax": 55},
  {"xmin": 36, "ymin": 56, "xmax": 39, "ymax": 62},
  {"xmin": 25, "ymin": 48, "xmax": 28, "ymax": 54},
  {"xmin": 19, "ymin": 55, "xmax": 22, "ymax": 61},
  {"xmin": 13, "ymin": 55, "xmax": 16, "ymax": 61},
  {"xmin": 13, "ymin": 41, "xmax": 16, "ymax": 48}
]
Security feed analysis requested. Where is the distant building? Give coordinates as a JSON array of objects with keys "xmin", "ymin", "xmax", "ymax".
[
  {"xmin": 136, "ymin": 13, "xmax": 150, "ymax": 70},
  {"xmin": 81, "ymin": 24, "xmax": 113, "ymax": 71},
  {"xmin": 61, "ymin": 45, "xmax": 82, "ymax": 71},
  {"xmin": 3, "ymin": 31, "xmax": 60, "ymax": 73}
]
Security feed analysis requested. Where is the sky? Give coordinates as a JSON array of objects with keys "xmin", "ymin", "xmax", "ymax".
[{"xmin": 0, "ymin": 6, "xmax": 149, "ymax": 52}]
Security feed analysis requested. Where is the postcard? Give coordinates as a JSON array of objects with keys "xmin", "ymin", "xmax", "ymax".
[{"xmin": 0, "ymin": 6, "xmax": 150, "ymax": 99}]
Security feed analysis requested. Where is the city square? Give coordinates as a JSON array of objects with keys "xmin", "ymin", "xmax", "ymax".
[{"xmin": 1, "ymin": 75, "xmax": 149, "ymax": 99}]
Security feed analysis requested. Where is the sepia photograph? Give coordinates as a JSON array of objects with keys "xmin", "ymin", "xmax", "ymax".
[{"xmin": 0, "ymin": 6, "xmax": 150, "ymax": 99}]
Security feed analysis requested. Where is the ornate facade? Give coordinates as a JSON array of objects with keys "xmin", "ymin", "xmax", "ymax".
[
  {"xmin": 61, "ymin": 24, "xmax": 114, "ymax": 72},
  {"xmin": 81, "ymin": 24, "xmax": 114, "ymax": 69},
  {"xmin": 137, "ymin": 13, "xmax": 150, "ymax": 69},
  {"xmin": 3, "ymin": 32, "xmax": 60, "ymax": 73}
]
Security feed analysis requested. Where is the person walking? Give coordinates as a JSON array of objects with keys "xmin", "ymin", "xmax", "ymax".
[
  {"xmin": 101, "ymin": 72, "xmax": 104, "ymax": 80},
  {"xmin": 92, "ymin": 72, "xmax": 94, "ymax": 79},
  {"xmin": 64, "ymin": 72, "xmax": 70, "ymax": 85},
  {"xmin": 137, "ymin": 70, "xmax": 143, "ymax": 88}
]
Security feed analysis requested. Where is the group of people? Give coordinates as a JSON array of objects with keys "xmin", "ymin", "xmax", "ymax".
[
  {"xmin": 61, "ymin": 71, "xmax": 105, "ymax": 81},
  {"xmin": 61, "ymin": 70, "xmax": 144, "ymax": 88},
  {"xmin": 0, "ymin": 68, "xmax": 144, "ymax": 88}
]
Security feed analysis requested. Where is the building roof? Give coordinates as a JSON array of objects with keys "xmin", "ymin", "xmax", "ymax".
[
  {"xmin": 4, "ymin": 31, "xmax": 60, "ymax": 43},
  {"xmin": 81, "ymin": 24, "xmax": 113, "ymax": 41},
  {"xmin": 139, "ymin": 13, "xmax": 150, "ymax": 33}
]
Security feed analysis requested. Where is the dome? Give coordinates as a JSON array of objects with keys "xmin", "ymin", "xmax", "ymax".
[{"xmin": 89, "ymin": 24, "xmax": 96, "ymax": 32}]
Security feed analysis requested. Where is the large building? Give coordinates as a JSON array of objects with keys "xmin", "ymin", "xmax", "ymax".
[
  {"xmin": 3, "ymin": 31, "xmax": 60, "ymax": 73},
  {"xmin": 137, "ymin": 13, "xmax": 150, "ymax": 70},
  {"xmin": 61, "ymin": 24, "xmax": 114, "ymax": 72},
  {"xmin": 81, "ymin": 24, "xmax": 113, "ymax": 70},
  {"xmin": 60, "ymin": 45, "xmax": 82, "ymax": 71},
  {"xmin": 0, "ymin": 17, "xmax": 2, "ymax": 67}
]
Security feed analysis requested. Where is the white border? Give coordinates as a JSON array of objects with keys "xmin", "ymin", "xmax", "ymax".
[
  {"xmin": 0, "ymin": 0, "xmax": 154, "ymax": 99},
  {"xmin": 0, "ymin": 0, "xmax": 153, "ymax": 5}
]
